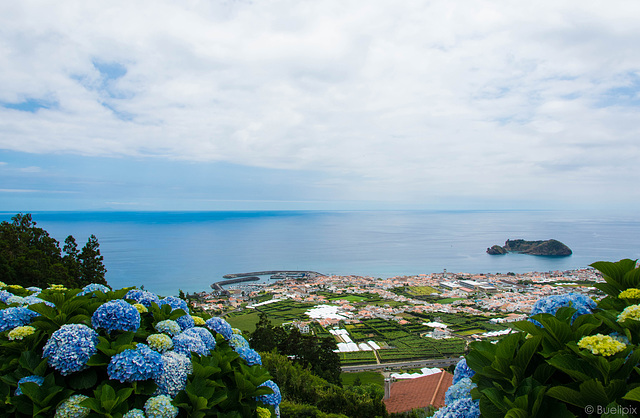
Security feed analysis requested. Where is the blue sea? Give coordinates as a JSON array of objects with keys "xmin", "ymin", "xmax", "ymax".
[{"xmin": 2, "ymin": 210, "xmax": 639, "ymax": 296}]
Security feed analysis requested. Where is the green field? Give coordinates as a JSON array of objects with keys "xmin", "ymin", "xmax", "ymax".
[
  {"xmin": 407, "ymin": 286, "xmax": 440, "ymax": 295},
  {"xmin": 329, "ymin": 295, "xmax": 368, "ymax": 303},
  {"xmin": 341, "ymin": 371, "xmax": 384, "ymax": 387},
  {"xmin": 436, "ymin": 297, "xmax": 466, "ymax": 304}
]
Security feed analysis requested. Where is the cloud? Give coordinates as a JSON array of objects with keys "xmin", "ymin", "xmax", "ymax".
[{"xmin": 0, "ymin": 1, "xmax": 639, "ymax": 207}]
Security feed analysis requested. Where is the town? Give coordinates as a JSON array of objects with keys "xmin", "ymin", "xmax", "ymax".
[{"xmin": 186, "ymin": 267, "xmax": 602, "ymax": 368}]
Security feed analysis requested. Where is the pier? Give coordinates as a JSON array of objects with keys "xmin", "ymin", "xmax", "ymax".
[{"xmin": 222, "ymin": 270, "xmax": 324, "ymax": 279}]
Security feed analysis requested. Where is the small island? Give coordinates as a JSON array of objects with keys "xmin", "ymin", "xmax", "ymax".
[{"xmin": 487, "ymin": 239, "xmax": 572, "ymax": 256}]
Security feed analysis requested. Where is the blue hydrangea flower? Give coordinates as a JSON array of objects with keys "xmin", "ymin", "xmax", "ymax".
[
  {"xmin": 77, "ymin": 283, "xmax": 111, "ymax": 297},
  {"xmin": 433, "ymin": 397, "xmax": 480, "ymax": 418},
  {"xmin": 125, "ymin": 289, "xmax": 161, "ymax": 307},
  {"xmin": 155, "ymin": 351, "xmax": 193, "ymax": 397},
  {"xmin": 445, "ymin": 377, "xmax": 476, "ymax": 405},
  {"xmin": 229, "ymin": 334, "xmax": 250, "ymax": 350},
  {"xmin": 256, "ymin": 380, "xmax": 281, "ymax": 406},
  {"xmin": 123, "ymin": 409, "xmax": 146, "ymax": 418},
  {"xmin": 183, "ymin": 327, "xmax": 216, "ymax": 350},
  {"xmin": 43, "ymin": 324, "xmax": 99, "ymax": 375},
  {"xmin": 159, "ymin": 296, "xmax": 188, "ymax": 312},
  {"xmin": 107, "ymin": 344, "xmax": 163, "ymax": 382},
  {"xmin": 54, "ymin": 394, "xmax": 90, "ymax": 418},
  {"xmin": 0, "ymin": 307, "xmax": 39, "ymax": 332},
  {"xmin": 155, "ymin": 320, "xmax": 182, "ymax": 336},
  {"xmin": 452, "ymin": 358, "xmax": 475, "ymax": 384},
  {"xmin": 26, "ymin": 286, "xmax": 42, "ymax": 295},
  {"xmin": 205, "ymin": 317, "xmax": 233, "ymax": 340},
  {"xmin": 176, "ymin": 314, "xmax": 195, "ymax": 331},
  {"xmin": 173, "ymin": 332, "xmax": 209, "ymax": 356},
  {"xmin": 6, "ymin": 295, "xmax": 25, "ymax": 305},
  {"xmin": 237, "ymin": 346, "xmax": 262, "ymax": 366},
  {"xmin": 0, "ymin": 289, "xmax": 13, "ymax": 303},
  {"xmin": 529, "ymin": 293, "xmax": 596, "ymax": 326},
  {"xmin": 92, "ymin": 299, "xmax": 141, "ymax": 333},
  {"xmin": 23, "ymin": 295, "xmax": 55, "ymax": 307},
  {"xmin": 144, "ymin": 394, "xmax": 179, "ymax": 418},
  {"xmin": 15, "ymin": 375, "xmax": 44, "ymax": 396}
]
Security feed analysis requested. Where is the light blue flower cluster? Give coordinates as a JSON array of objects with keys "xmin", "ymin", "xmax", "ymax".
[
  {"xmin": 43, "ymin": 324, "xmax": 99, "ymax": 375},
  {"xmin": 54, "ymin": 394, "xmax": 90, "ymax": 418},
  {"xmin": 123, "ymin": 409, "xmax": 146, "ymax": 418},
  {"xmin": 26, "ymin": 286, "xmax": 42, "ymax": 294},
  {"xmin": 256, "ymin": 380, "xmax": 281, "ymax": 406},
  {"xmin": 77, "ymin": 283, "xmax": 110, "ymax": 296},
  {"xmin": 433, "ymin": 359, "xmax": 479, "ymax": 418},
  {"xmin": 445, "ymin": 377, "xmax": 476, "ymax": 405},
  {"xmin": 176, "ymin": 314, "xmax": 195, "ymax": 331},
  {"xmin": 155, "ymin": 351, "xmax": 192, "ymax": 397},
  {"xmin": 0, "ymin": 289, "xmax": 13, "ymax": 303},
  {"xmin": 15, "ymin": 375, "xmax": 44, "ymax": 396},
  {"xmin": 0, "ymin": 306, "xmax": 38, "ymax": 332},
  {"xmin": 107, "ymin": 344, "xmax": 163, "ymax": 382},
  {"xmin": 173, "ymin": 332, "xmax": 209, "ymax": 356},
  {"xmin": 229, "ymin": 334, "xmax": 250, "ymax": 350},
  {"xmin": 6, "ymin": 295, "xmax": 25, "ymax": 305},
  {"xmin": 125, "ymin": 289, "xmax": 161, "ymax": 307},
  {"xmin": 144, "ymin": 394, "xmax": 179, "ymax": 418},
  {"xmin": 205, "ymin": 317, "xmax": 233, "ymax": 340},
  {"xmin": 237, "ymin": 346, "xmax": 262, "ymax": 366},
  {"xmin": 23, "ymin": 295, "xmax": 55, "ymax": 307},
  {"xmin": 452, "ymin": 358, "xmax": 475, "ymax": 384},
  {"xmin": 155, "ymin": 320, "xmax": 182, "ymax": 336},
  {"xmin": 159, "ymin": 296, "xmax": 188, "ymax": 312},
  {"xmin": 529, "ymin": 293, "xmax": 596, "ymax": 326},
  {"xmin": 183, "ymin": 327, "xmax": 216, "ymax": 351},
  {"xmin": 92, "ymin": 299, "xmax": 141, "ymax": 333},
  {"xmin": 433, "ymin": 397, "xmax": 480, "ymax": 418}
]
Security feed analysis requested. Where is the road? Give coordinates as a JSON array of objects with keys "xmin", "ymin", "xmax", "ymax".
[{"xmin": 341, "ymin": 357, "xmax": 462, "ymax": 372}]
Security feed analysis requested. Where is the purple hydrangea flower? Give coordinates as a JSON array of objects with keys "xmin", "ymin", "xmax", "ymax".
[
  {"xmin": 15, "ymin": 375, "xmax": 44, "ymax": 396},
  {"xmin": 173, "ymin": 332, "xmax": 209, "ymax": 356},
  {"xmin": 0, "ymin": 307, "xmax": 39, "ymax": 332},
  {"xmin": 256, "ymin": 380, "xmax": 281, "ymax": 406},
  {"xmin": 529, "ymin": 293, "xmax": 596, "ymax": 326},
  {"xmin": 92, "ymin": 299, "xmax": 141, "ymax": 333},
  {"xmin": 43, "ymin": 324, "xmax": 99, "ymax": 375},
  {"xmin": 205, "ymin": 317, "xmax": 233, "ymax": 340},
  {"xmin": 236, "ymin": 346, "xmax": 262, "ymax": 366},
  {"xmin": 107, "ymin": 344, "xmax": 163, "ymax": 382},
  {"xmin": 159, "ymin": 296, "xmax": 188, "ymax": 312},
  {"xmin": 176, "ymin": 314, "xmax": 195, "ymax": 331},
  {"xmin": 452, "ymin": 358, "xmax": 475, "ymax": 384},
  {"xmin": 125, "ymin": 289, "xmax": 161, "ymax": 308},
  {"xmin": 183, "ymin": 327, "xmax": 216, "ymax": 351},
  {"xmin": 77, "ymin": 283, "xmax": 111, "ymax": 297}
]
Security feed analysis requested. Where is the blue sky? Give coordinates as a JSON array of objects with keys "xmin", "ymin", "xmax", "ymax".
[{"xmin": 1, "ymin": 1, "xmax": 640, "ymax": 211}]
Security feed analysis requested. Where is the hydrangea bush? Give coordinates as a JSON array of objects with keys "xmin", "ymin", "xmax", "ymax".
[
  {"xmin": 0, "ymin": 283, "xmax": 279, "ymax": 417},
  {"xmin": 459, "ymin": 259, "xmax": 640, "ymax": 417}
]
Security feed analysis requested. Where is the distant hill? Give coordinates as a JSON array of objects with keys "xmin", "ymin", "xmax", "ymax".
[{"xmin": 487, "ymin": 239, "xmax": 572, "ymax": 256}]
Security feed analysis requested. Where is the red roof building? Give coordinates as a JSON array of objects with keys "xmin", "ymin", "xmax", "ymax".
[{"xmin": 383, "ymin": 371, "xmax": 453, "ymax": 414}]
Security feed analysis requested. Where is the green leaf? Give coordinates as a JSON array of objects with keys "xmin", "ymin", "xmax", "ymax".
[
  {"xmin": 546, "ymin": 386, "xmax": 585, "ymax": 408},
  {"xmin": 622, "ymin": 386, "xmax": 640, "ymax": 402},
  {"xmin": 579, "ymin": 379, "xmax": 609, "ymax": 407},
  {"xmin": 68, "ymin": 368, "xmax": 97, "ymax": 390},
  {"xmin": 505, "ymin": 408, "xmax": 529, "ymax": 418},
  {"xmin": 513, "ymin": 335, "xmax": 542, "ymax": 372}
]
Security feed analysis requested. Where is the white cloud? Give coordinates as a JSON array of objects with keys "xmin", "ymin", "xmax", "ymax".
[{"xmin": 0, "ymin": 0, "xmax": 639, "ymax": 206}]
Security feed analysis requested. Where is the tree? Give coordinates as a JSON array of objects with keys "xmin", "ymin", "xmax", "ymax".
[
  {"xmin": 77, "ymin": 234, "xmax": 107, "ymax": 286},
  {"xmin": 0, "ymin": 213, "xmax": 108, "ymax": 288}
]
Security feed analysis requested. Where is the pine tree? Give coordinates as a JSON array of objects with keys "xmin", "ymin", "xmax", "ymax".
[{"xmin": 78, "ymin": 234, "xmax": 107, "ymax": 286}]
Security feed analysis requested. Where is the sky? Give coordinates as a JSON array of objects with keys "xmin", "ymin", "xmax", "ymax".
[{"xmin": 1, "ymin": 0, "xmax": 639, "ymax": 211}]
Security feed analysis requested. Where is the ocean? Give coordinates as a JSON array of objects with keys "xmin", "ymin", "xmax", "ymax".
[{"xmin": 2, "ymin": 210, "xmax": 639, "ymax": 296}]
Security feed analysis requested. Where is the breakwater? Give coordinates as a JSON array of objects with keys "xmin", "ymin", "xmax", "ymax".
[
  {"xmin": 210, "ymin": 276, "xmax": 260, "ymax": 292},
  {"xmin": 222, "ymin": 270, "xmax": 324, "ymax": 279}
]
